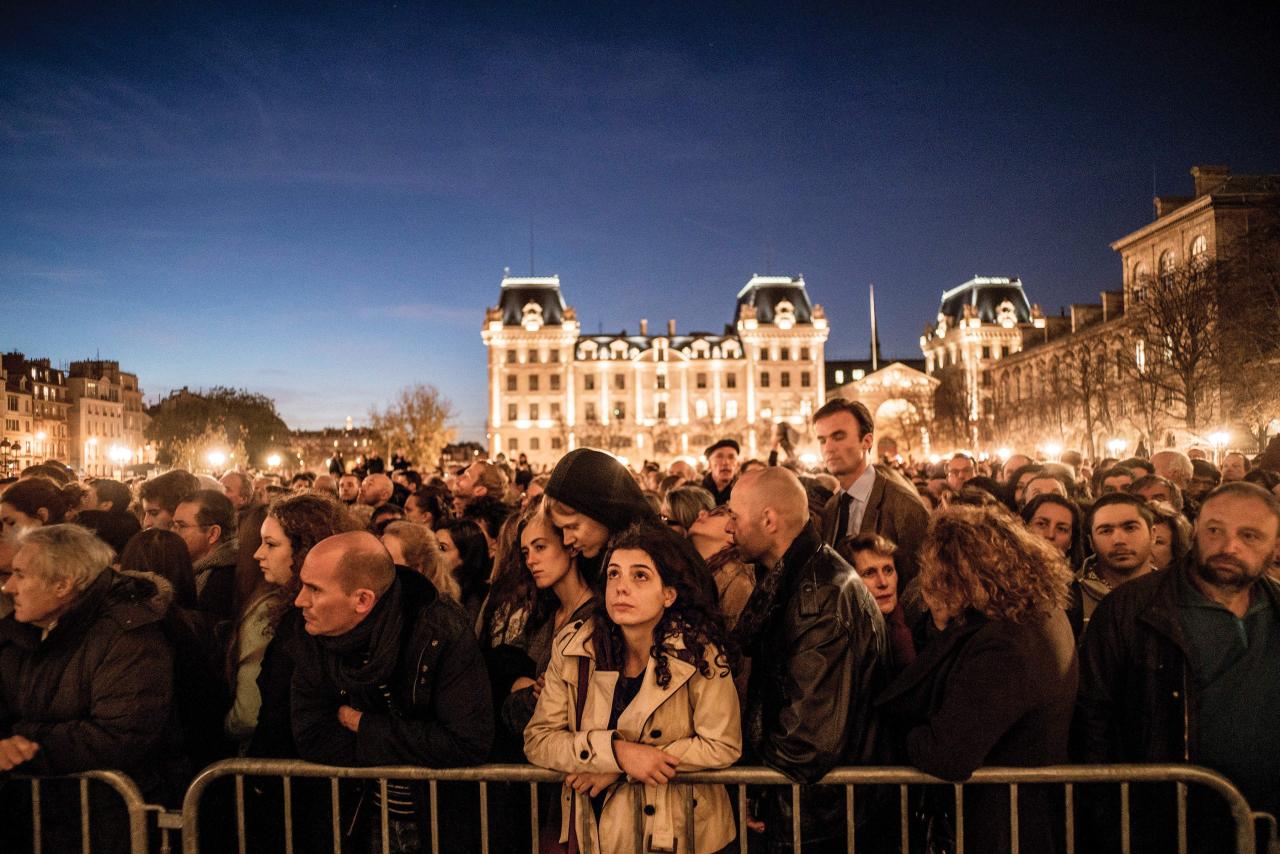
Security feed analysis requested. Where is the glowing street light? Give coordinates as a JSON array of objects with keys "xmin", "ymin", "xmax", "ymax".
[
  {"xmin": 206, "ymin": 449, "xmax": 228, "ymax": 470},
  {"xmin": 1106, "ymin": 438, "xmax": 1127, "ymax": 457},
  {"xmin": 1208, "ymin": 431, "xmax": 1229, "ymax": 464},
  {"xmin": 1044, "ymin": 442, "xmax": 1063, "ymax": 461},
  {"xmin": 266, "ymin": 453, "xmax": 282, "ymax": 468},
  {"xmin": 997, "ymin": 448, "xmax": 1012, "ymax": 462}
]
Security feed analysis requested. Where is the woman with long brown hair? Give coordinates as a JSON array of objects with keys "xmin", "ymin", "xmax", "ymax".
[{"xmin": 877, "ymin": 504, "xmax": 1077, "ymax": 854}]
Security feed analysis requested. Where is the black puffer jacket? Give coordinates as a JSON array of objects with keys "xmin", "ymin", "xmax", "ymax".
[
  {"xmin": 0, "ymin": 569, "xmax": 180, "ymax": 797},
  {"xmin": 737, "ymin": 522, "xmax": 888, "ymax": 850}
]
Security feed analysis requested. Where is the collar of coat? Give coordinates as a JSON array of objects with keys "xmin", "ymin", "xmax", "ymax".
[
  {"xmin": 556, "ymin": 617, "xmax": 700, "ymax": 739},
  {"xmin": 0, "ymin": 569, "xmax": 172, "ymax": 650}
]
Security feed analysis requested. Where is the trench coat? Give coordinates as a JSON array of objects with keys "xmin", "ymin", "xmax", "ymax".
[{"xmin": 524, "ymin": 618, "xmax": 742, "ymax": 854}]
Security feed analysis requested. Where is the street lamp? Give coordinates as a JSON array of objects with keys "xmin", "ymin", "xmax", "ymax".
[
  {"xmin": 1208, "ymin": 431, "xmax": 1229, "ymax": 465},
  {"xmin": 1106, "ymin": 438, "xmax": 1127, "ymax": 458},
  {"xmin": 206, "ymin": 449, "xmax": 228, "ymax": 472},
  {"xmin": 266, "ymin": 453, "xmax": 282, "ymax": 469},
  {"xmin": 1044, "ymin": 442, "xmax": 1063, "ymax": 461},
  {"xmin": 108, "ymin": 445, "xmax": 130, "ymax": 478}
]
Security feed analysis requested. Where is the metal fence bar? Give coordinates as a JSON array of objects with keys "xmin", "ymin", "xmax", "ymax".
[
  {"xmin": 329, "ymin": 777, "xmax": 341, "ymax": 854},
  {"xmin": 528, "ymin": 781, "xmax": 539, "ymax": 852},
  {"xmin": 791, "ymin": 783, "xmax": 802, "ymax": 851},
  {"xmin": 1009, "ymin": 782, "xmax": 1019, "ymax": 854},
  {"xmin": 282, "ymin": 776, "xmax": 294, "ymax": 854},
  {"xmin": 80, "ymin": 777, "xmax": 91, "ymax": 854},
  {"xmin": 684, "ymin": 782, "xmax": 696, "ymax": 854},
  {"xmin": 1064, "ymin": 782, "xmax": 1074, "ymax": 854},
  {"xmin": 1121, "ymin": 781, "xmax": 1131, "ymax": 854},
  {"xmin": 31, "ymin": 778, "xmax": 42, "ymax": 854},
  {"xmin": 172, "ymin": 760, "xmax": 1267, "ymax": 854},
  {"xmin": 845, "ymin": 783, "xmax": 855, "ymax": 854},
  {"xmin": 479, "ymin": 780, "xmax": 490, "ymax": 854},
  {"xmin": 737, "ymin": 783, "xmax": 748, "ymax": 854},
  {"xmin": 899, "ymin": 783, "xmax": 909, "ymax": 854},
  {"xmin": 378, "ymin": 778, "xmax": 389, "ymax": 854},
  {"xmin": 1177, "ymin": 781, "xmax": 1188, "ymax": 854},
  {"xmin": 234, "ymin": 774, "xmax": 246, "ymax": 854},
  {"xmin": 954, "ymin": 782, "xmax": 964, "ymax": 854},
  {"xmin": 428, "ymin": 779, "xmax": 439, "ymax": 854}
]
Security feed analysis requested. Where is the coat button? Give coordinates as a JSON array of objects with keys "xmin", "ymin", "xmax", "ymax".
[
  {"xmin": 643, "ymin": 805, "xmax": 655, "ymax": 816},
  {"xmin": 580, "ymin": 750, "xmax": 589, "ymax": 760},
  {"xmin": 650, "ymin": 729, "xmax": 662, "ymax": 739}
]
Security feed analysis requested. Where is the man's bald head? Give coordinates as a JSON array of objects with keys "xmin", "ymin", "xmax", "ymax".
[
  {"xmin": 727, "ymin": 467, "xmax": 810, "ymax": 564},
  {"xmin": 360, "ymin": 474, "xmax": 394, "ymax": 507},
  {"xmin": 310, "ymin": 530, "xmax": 395, "ymax": 596}
]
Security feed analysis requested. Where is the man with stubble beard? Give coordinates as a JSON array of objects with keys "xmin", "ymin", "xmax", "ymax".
[
  {"xmin": 1074, "ymin": 482, "xmax": 1280, "ymax": 849},
  {"xmin": 1067, "ymin": 493, "xmax": 1155, "ymax": 637}
]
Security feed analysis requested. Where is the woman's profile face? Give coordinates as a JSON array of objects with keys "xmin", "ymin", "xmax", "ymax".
[
  {"xmin": 605, "ymin": 547, "xmax": 675, "ymax": 630},
  {"xmin": 1, "ymin": 502, "xmax": 42, "ymax": 538},
  {"xmin": 254, "ymin": 515, "xmax": 295, "ymax": 587},
  {"xmin": 436, "ymin": 529, "xmax": 462, "ymax": 574},
  {"xmin": 521, "ymin": 515, "xmax": 572, "ymax": 590}
]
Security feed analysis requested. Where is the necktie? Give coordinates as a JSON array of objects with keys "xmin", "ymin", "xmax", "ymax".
[{"xmin": 834, "ymin": 491, "xmax": 853, "ymax": 544}]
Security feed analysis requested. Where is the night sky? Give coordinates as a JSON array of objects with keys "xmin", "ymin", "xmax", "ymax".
[{"xmin": 3, "ymin": 3, "xmax": 1277, "ymax": 438}]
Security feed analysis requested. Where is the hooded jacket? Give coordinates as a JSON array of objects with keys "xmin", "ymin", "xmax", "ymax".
[
  {"xmin": 0, "ymin": 569, "xmax": 180, "ymax": 798},
  {"xmin": 544, "ymin": 448, "xmax": 658, "ymax": 533}
]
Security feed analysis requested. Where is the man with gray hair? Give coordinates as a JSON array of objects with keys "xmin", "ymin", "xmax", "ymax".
[
  {"xmin": 173, "ymin": 489, "xmax": 238, "ymax": 623},
  {"xmin": 727, "ymin": 467, "xmax": 887, "ymax": 852},
  {"xmin": 0, "ymin": 524, "xmax": 179, "ymax": 848}
]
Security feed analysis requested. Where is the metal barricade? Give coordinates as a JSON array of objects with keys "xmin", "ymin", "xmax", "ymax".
[
  {"xmin": 12, "ymin": 769, "xmax": 151, "ymax": 854},
  {"xmin": 180, "ymin": 759, "xmax": 1271, "ymax": 854}
]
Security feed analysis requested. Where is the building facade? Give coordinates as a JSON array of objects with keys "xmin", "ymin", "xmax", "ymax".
[
  {"xmin": 481, "ymin": 274, "xmax": 830, "ymax": 466},
  {"xmin": 989, "ymin": 164, "xmax": 1280, "ymax": 458},
  {"xmin": 67, "ymin": 360, "xmax": 148, "ymax": 477},
  {"xmin": 2, "ymin": 353, "xmax": 71, "ymax": 469}
]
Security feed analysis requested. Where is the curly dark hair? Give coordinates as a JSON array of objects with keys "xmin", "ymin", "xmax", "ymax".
[
  {"xmin": 590, "ymin": 522, "xmax": 737, "ymax": 687},
  {"xmin": 264, "ymin": 493, "xmax": 360, "ymax": 626}
]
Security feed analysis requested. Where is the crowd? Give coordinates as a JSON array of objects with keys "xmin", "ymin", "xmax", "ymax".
[{"xmin": 1, "ymin": 396, "xmax": 1278, "ymax": 853}]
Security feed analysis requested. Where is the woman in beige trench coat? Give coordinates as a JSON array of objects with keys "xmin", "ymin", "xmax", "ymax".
[{"xmin": 525, "ymin": 523, "xmax": 742, "ymax": 854}]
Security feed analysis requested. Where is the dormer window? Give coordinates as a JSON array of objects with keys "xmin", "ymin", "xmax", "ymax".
[
  {"xmin": 774, "ymin": 300, "xmax": 796, "ymax": 330},
  {"xmin": 521, "ymin": 301, "xmax": 544, "ymax": 332}
]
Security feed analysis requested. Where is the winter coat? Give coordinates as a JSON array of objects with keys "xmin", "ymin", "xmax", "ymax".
[
  {"xmin": 524, "ymin": 618, "xmax": 742, "ymax": 854},
  {"xmin": 820, "ymin": 470, "xmax": 930, "ymax": 586},
  {"xmin": 878, "ymin": 609, "xmax": 1078, "ymax": 854},
  {"xmin": 0, "ymin": 568, "xmax": 180, "ymax": 797},
  {"xmin": 737, "ymin": 522, "xmax": 887, "ymax": 850},
  {"xmin": 247, "ymin": 606, "xmax": 304, "ymax": 759},
  {"xmin": 291, "ymin": 567, "xmax": 494, "ymax": 768},
  {"xmin": 193, "ymin": 537, "xmax": 238, "ymax": 625}
]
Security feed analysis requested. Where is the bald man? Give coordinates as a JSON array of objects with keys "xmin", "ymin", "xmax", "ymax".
[
  {"xmin": 358, "ymin": 473, "xmax": 394, "ymax": 508},
  {"xmin": 291, "ymin": 531, "xmax": 493, "ymax": 850},
  {"xmin": 727, "ymin": 468, "xmax": 887, "ymax": 851}
]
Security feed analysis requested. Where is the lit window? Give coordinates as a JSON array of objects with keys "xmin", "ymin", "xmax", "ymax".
[
  {"xmin": 696, "ymin": 373, "xmax": 707, "ymax": 389},
  {"xmin": 760, "ymin": 372, "xmax": 770, "ymax": 388},
  {"xmin": 549, "ymin": 375, "xmax": 561, "ymax": 391},
  {"xmin": 528, "ymin": 375, "xmax": 539, "ymax": 392},
  {"xmin": 507, "ymin": 404, "xmax": 517, "ymax": 421},
  {"xmin": 584, "ymin": 375, "xmax": 595, "ymax": 391},
  {"xmin": 695, "ymin": 400, "xmax": 708, "ymax": 418},
  {"xmin": 1190, "ymin": 235, "xmax": 1207, "ymax": 259},
  {"xmin": 781, "ymin": 373, "xmax": 791, "ymax": 388},
  {"xmin": 530, "ymin": 403, "xmax": 539, "ymax": 420},
  {"xmin": 506, "ymin": 375, "xmax": 517, "ymax": 391},
  {"xmin": 801, "ymin": 372, "xmax": 811, "ymax": 387},
  {"xmin": 725, "ymin": 400, "xmax": 738, "ymax": 418},
  {"xmin": 834, "ymin": 370, "xmax": 844, "ymax": 384}
]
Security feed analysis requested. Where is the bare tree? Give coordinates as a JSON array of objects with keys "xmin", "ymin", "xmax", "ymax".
[
  {"xmin": 1217, "ymin": 214, "xmax": 1280, "ymax": 451},
  {"xmin": 1061, "ymin": 338, "xmax": 1114, "ymax": 459},
  {"xmin": 930, "ymin": 365, "xmax": 972, "ymax": 448},
  {"xmin": 367, "ymin": 384, "xmax": 456, "ymax": 470},
  {"xmin": 1127, "ymin": 260, "xmax": 1220, "ymax": 431}
]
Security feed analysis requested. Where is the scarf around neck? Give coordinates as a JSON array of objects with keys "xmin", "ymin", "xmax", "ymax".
[{"xmin": 317, "ymin": 575, "xmax": 406, "ymax": 693}]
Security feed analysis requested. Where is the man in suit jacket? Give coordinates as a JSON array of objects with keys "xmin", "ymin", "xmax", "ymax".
[{"xmin": 814, "ymin": 398, "xmax": 930, "ymax": 586}]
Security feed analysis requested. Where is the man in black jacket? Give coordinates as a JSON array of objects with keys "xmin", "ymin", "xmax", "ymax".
[
  {"xmin": 1074, "ymin": 482, "xmax": 1280, "ymax": 849},
  {"xmin": 291, "ymin": 531, "xmax": 493, "ymax": 853},
  {"xmin": 727, "ymin": 467, "xmax": 887, "ymax": 852}
]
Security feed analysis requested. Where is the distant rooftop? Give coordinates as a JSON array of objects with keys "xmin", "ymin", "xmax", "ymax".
[{"xmin": 937, "ymin": 275, "xmax": 1032, "ymax": 325}]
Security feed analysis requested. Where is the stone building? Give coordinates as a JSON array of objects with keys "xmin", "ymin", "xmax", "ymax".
[
  {"xmin": 919, "ymin": 276, "xmax": 1046, "ymax": 445},
  {"xmin": 2, "ymin": 353, "xmax": 71, "ymax": 469},
  {"xmin": 67, "ymin": 360, "xmax": 149, "ymax": 476},
  {"xmin": 481, "ymin": 273, "xmax": 830, "ymax": 466},
  {"xmin": 989, "ymin": 164, "xmax": 1280, "ymax": 458}
]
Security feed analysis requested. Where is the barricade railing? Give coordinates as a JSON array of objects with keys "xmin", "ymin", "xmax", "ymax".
[
  {"xmin": 179, "ymin": 759, "xmax": 1276, "ymax": 854},
  {"xmin": 11, "ymin": 769, "xmax": 152, "ymax": 854}
]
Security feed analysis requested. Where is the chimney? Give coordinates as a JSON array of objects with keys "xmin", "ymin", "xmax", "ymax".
[
  {"xmin": 667, "ymin": 319, "xmax": 676, "ymax": 336},
  {"xmin": 639, "ymin": 318, "xmax": 648, "ymax": 336},
  {"xmin": 1191, "ymin": 165, "xmax": 1230, "ymax": 197}
]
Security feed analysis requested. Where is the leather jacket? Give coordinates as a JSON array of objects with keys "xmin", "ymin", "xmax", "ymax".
[{"xmin": 739, "ymin": 522, "xmax": 888, "ymax": 849}]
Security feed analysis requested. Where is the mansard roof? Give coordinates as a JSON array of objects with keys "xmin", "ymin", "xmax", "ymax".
[
  {"xmin": 735, "ymin": 275, "xmax": 814, "ymax": 325},
  {"xmin": 497, "ymin": 276, "xmax": 567, "ymax": 326},
  {"xmin": 937, "ymin": 276, "xmax": 1032, "ymax": 324}
]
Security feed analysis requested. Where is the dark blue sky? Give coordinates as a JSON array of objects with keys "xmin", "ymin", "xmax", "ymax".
[{"xmin": 3, "ymin": 3, "xmax": 1277, "ymax": 438}]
